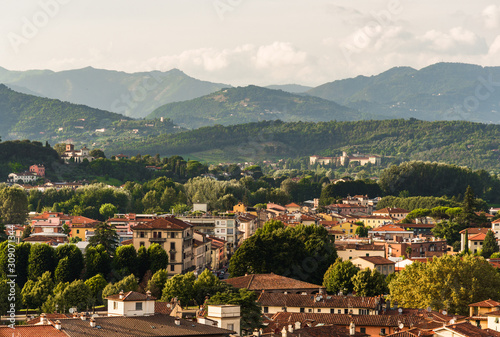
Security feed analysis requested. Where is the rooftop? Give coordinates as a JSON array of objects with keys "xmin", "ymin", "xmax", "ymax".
[{"xmin": 224, "ymin": 273, "xmax": 323, "ymax": 291}]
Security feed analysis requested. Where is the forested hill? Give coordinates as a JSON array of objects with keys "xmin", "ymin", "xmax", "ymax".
[
  {"xmin": 0, "ymin": 67, "xmax": 230, "ymax": 118},
  {"xmin": 106, "ymin": 119, "xmax": 500, "ymax": 171},
  {"xmin": 146, "ymin": 85, "xmax": 374, "ymax": 129},
  {"xmin": 0, "ymin": 84, "xmax": 131, "ymax": 141},
  {"xmin": 307, "ymin": 62, "xmax": 500, "ymax": 123}
]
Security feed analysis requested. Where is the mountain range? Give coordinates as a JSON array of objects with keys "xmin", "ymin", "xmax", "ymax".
[{"xmin": 0, "ymin": 67, "xmax": 230, "ymax": 118}]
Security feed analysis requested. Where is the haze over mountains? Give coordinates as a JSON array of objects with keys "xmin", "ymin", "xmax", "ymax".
[
  {"xmin": 0, "ymin": 67, "xmax": 230, "ymax": 118},
  {"xmin": 2, "ymin": 62, "xmax": 500, "ymax": 139}
]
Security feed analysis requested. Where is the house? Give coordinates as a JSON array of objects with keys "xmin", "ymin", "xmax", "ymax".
[
  {"xmin": 177, "ymin": 215, "xmax": 239, "ymax": 252},
  {"xmin": 335, "ymin": 243, "xmax": 386, "ymax": 261},
  {"xmin": 351, "ymin": 256, "xmax": 395, "ymax": 276},
  {"xmin": 327, "ymin": 204, "xmax": 369, "ymax": 216},
  {"xmin": 237, "ymin": 213, "xmax": 258, "ymax": 242},
  {"xmin": 61, "ymin": 144, "xmax": 95, "ymax": 163},
  {"xmin": 368, "ymin": 224, "xmax": 414, "ymax": 241},
  {"xmin": 375, "ymin": 239, "xmax": 448, "ymax": 259},
  {"xmin": 468, "ymin": 233, "xmax": 488, "ymax": 254},
  {"xmin": 69, "ymin": 216, "xmax": 99, "ymax": 241},
  {"xmin": 202, "ymin": 305, "xmax": 241, "ymax": 336},
  {"xmin": 285, "ymin": 203, "xmax": 301, "ymax": 213},
  {"xmin": 460, "ymin": 228, "xmax": 491, "ymax": 252},
  {"xmin": 257, "ymin": 292, "xmax": 382, "ymax": 315},
  {"xmin": 7, "ymin": 171, "xmax": 38, "ymax": 184},
  {"xmin": 399, "ymin": 223, "xmax": 435, "ymax": 236},
  {"xmin": 432, "ymin": 321, "xmax": 500, "ymax": 337},
  {"xmin": 329, "ymin": 222, "xmax": 362, "ymax": 236},
  {"xmin": 132, "ymin": 217, "xmax": 194, "ymax": 275},
  {"xmin": 493, "ymin": 219, "xmax": 500, "ymax": 241},
  {"xmin": 468, "ymin": 299, "xmax": 500, "ymax": 329},
  {"xmin": 356, "ymin": 215, "xmax": 394, "ymax": 228},
  {"xmin": 193, "ymin": 236, "xmax": 212, "ymax": 274},
  {"xmin": 223, "ymin": 273, "xmax": 325, "ymax": 295},
  {"xmin": 485, "ymin": 310, "xmax": 500, "ymax": 332},
  {"xmin": 106, "ymin": 290, "xmax": 156, "ymax": 317},
  {"xmin": 373, "ymin": 208, "xmax": 410, "ymax": 221}
]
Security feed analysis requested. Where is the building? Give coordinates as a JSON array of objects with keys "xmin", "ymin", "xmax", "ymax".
[
  {"xmin": 7, "ymin": 171, "xmax": 38, "ymax": 183},
  {"xmin": 106, "ymin": 290, "xmax": 156, "ymax": 317},
  {"xmin": 335, "ymin": 243, "xmax": 386, "ymax": 261},
  {"xmin": 61, "ymin": 144, "xmax": 95, "ymax": 163},
  {"xmin": 373, "ymin": 208, "xmax": 410, "ymax": 221},
  {"xmin": 368, "ymin": 224, "xmax": 414, "ymax": 241},
  {"xmin": 468, "ymin": 299, "xmax": 500, "ymax": 329},
  {"xmin": 224, "ymin": 273, "xmax": 325, "ymax": 294},
  {"xmin": 257, "ymin": 292, "xmax": 382, "ymax": 315},
  {"xmin": 29, "ymin": 164, "xmax": 46, "ymax": 177},
  {"xmin": 178, "ymin": 215, "xmax": 239, "ymax": 252},
  {"xmin": 351, "ymin": 256, "xmax": 395, "ymax": 276},
  {"xmin": 132, "ymin": 217, "xmax": 194, "ymax": 275},
  {"xmin": 203, "ymin": 305, "xmax": 241, "ymax": 336}
]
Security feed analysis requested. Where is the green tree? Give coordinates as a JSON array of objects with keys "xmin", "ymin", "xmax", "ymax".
[
  {"xmin": 0, "ymin": 186, "xmax": 29, "ymax": 224},
  {"xmin": 113, "ymin": 245, "xmax": 138, "ymax": 277},
  {"xmin": 55, "ymin": 244, "xmax": 84, "ymax": 282},
  {"xmin": 352, "ymin": 268, "xmax": 388, "ymax": 296},
  {"xmin": 22, "ymin": 271, "xmax": 54, "ymax": 310},
  {"xmin": 85, "ymin": 274, "xmax": 108, "ymax": 308},
  {"xmin": 88, "ymin": 223, "xmax": 119, "ymax": 255},
  {"xmin": 21, "ymin": 225, "xmax": 32, "ymax": 240},
  {"xmin": 102, "ymin": 274, "xmax": 138, "ymax": 299},
  {"xmin": 28, "ymin": 243, "xmax": 56, "ymax": 280},
  {"xmin": 161, "ymin": 272, "xmax": 196, "ymax": 307},
  {"xmin": 137, "ymin": 246, "xmax": 150, "ymax": 280},
  {"xmin": 388, "ymin": 255, "xmax": 500, "ymax": 315},
  {"xmin": 55, "ymin": 257, "xmax": 73, "ymax": 284},
  {"xmin": 147, "ymin": 243, "xmax": 168, "ymax": 274},
  {"xmin": 84, "ymin": 244, "xmax": 112, "ymax": 279},
  {"xmin": 207, "ymin": 288, "xmax": 262, "ymax": 335},
  {"xmin": 193, "ymin": 269, "xmax": 229, "ymax": 305},
  {"xmin": 481, "ymin": 230, "xmax": 500, "ymax": 258},
  {"xmin": 355, "ymin": 225, "xmax": 369, "ymax": 237},
  {"xmin": 99, "ymin": 203, "xmax": 117, "ymax": 220},
  {"xmin": 62, "ymin": 280, "xmax": 91, "ymax": 311},
  {"xmin": 322, "ymin": 258, "xmax": 359, "ymax": 295},
  {"xmin": 147, "ymin": 269, "xmax": 169, "ymax": 299}
]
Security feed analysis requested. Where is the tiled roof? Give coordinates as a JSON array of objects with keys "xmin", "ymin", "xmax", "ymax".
[
  {"xmin": 105, "ymin": 291, "xmax": 156, "ymax": 302},
  {"xmin": 468, "ymin": 233, "xmax": 487, "ymax": 241},
  {"xmin": 485, "ymin": 309, "xmax": 500, "ymax": 316},
  {"xmin": 0, "ymin": 325, "xmax": 66, "ymax": 337},
  {"xmin": 286, "ymin": 203, "xmax": 301, "ymax": 208},
  {"xmin": 155, "ymin": 301, "xmax": 173, "ymax": 315},
  {"xmin": 370, "ymin": 224, "xmax": 406, "ymax": 232},
  {"xmin": 468, "ymin": 299, "xmax": 500, "ymax": 307},
  {"xmin": 459, "ymin": 227, "xmax": 490, "ymax": 234},
  {"xmin": 268, "ymin": 312, "xmax": 425, "ymax": 330},
  {"xmin": 284, "ymin": 325, "xmax": 369, "ymax": 337},
  {"xmin": 121, "ymin": 239, "xmax": 133, "ymax": 245},
  {"xmin": 437, "ymin": 321, "xmax": 500, "ymax": 337},
  {"xmin": 353, "ymin": 256, "xmax": 395, "ymax": 265},
  {"xmin": 133, "ymin": 217, "xmax": 192, "ymax": 230},
  {"xmin": 71, "ymin": 216, "xmax": 98, "ymax": 224},
  {"xmin": 26, "ymin": 313, "xmax": 73, "ymax": 324},
  {"xmin": 257, "ymin": 293, "xmax": 380, "ymax": 309},
  {"xmin": 57, "ymin": 314, "xmax": 233, "ymax": 337},
  {"xmin": 224, "ymin": 273, "xmax": 322, "ymax": 291},
  {"xmin": 375, "ymin": 208, "xmax": 410, "ymax": 214},
  {"xmin": 387, "ymin": 328, "xmax": 434, "ymax": 337},
  {"xmin": 335, "ymin": 244, "xmax": 384, "ymax": 251}
]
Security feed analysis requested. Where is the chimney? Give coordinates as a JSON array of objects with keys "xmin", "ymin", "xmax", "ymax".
[
  {"xmin": 281, "ymin": 327, "xmax": 288, "ymax": 337},
  {"xmin": 288, "ymin": 324, "xmax": 293, "ymax": 333},
  {"xmin": 54, "ymin": 320, "xmax": 61, "ymax": 330},
  {"xmin": 146, "ymin": 290, "xmax": 152, "ymax": 298},
  {"xmin": 40, "ymin": 313, "xmax": 48, "ymax": 325},
  {"xmin": 90, "ymin": 318, "xmax": 96, "ymax": 328},
  {"xmin": 119, "ymin": 290, "xmax": 124, "ymax": 299},
  {"xmin": 349, "ymin": 321, "xmax": 355, "ymax": 335},
  {"xmin": 294, "ymin": 321, "xmax": 301, "ymax": 330},
  {"xmin": 174, "ymin": 318, "xmax": 181, "ymax": 326},
  {"xmin": 80, "ymin": 312, "xmax": 87, "ymax": 321}
]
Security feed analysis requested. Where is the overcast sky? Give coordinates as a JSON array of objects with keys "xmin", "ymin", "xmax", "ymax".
[{"xmin": 1, "ymin": 0, "xmax": 500, "ymax": 86}]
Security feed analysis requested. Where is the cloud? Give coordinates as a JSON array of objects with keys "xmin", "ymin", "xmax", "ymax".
[
  {"xmin": 417, "ymin": 27, "xmax": 487, "ymax": 54},
  {"xmin": 482, "ymin": 5, "xmax": 500, "ymax": 29},
  {"xmin": 253, "ymin": 42, "xmax": 307, "ymax": 69}
]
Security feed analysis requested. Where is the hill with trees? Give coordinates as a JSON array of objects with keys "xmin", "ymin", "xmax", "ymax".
[
  {"xmin": 105, "ymin": 119, "xmax": 500, "ymax": 171},
  {"xmin": 0, "ymin": 67, "xmax": 230, "ymax": 118},
  {"xmin": 307, "ymin": 62, "xmax": 500, "ymax": 123},
  {"xmin": 146, "ymin": 85, "xmax": 372, "ymax": 129}
]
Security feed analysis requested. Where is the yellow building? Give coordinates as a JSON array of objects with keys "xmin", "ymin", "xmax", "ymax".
[
  {"xmin": 69, "ymin": 216, "xmax": 99, "ymax": 241},
  {"xmin": 330, "ymin": 222, "xmax": 362, "ymax": 236}
]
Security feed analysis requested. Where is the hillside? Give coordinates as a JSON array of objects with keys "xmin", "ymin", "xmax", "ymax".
[
  {"xmin": 146, "ymin": 85, "xmax": 373, "ymax": 129},
  {"xmin": 265, "ymin": 84, "xmax": 312, "ymax": 93},
  {"xmin": 307, "ymin": 63, "xmax": 500, "ymax": 123},
  {"xmin": 0, "ymin": 67, "xmax": 230, "ymax": 118},
  {"xmin": 105, "ymin": 119, "xmax": 500, "ymax": 172}
]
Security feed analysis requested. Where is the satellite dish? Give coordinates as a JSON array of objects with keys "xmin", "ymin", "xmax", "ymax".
[
  {"xmin": 426, "ymin": 306, "xmax": 432, "ymax": 312},
  {"xmin": 442, "ymin": 310, "xmax": 447, "ymax": 315},
  {"xmin": 449, "ymin": 319, "xmax": 456, "ymax": 324},
  {"xmin": 315, "ymin": 296, "xmax": 321, "ymax": 302},
  {"xmin": 92, "ymin": 314, "xmax": 99, "ymax": 318},
  {"xmin": 69, "ymin": 308, "xmax": 75, "ymax": 314},
  {"xmin": 167, "ymin": 303, "xmax": 171, "ymax": 308},
  {"xmin": 399, "ymin": 323, "xmax": 404, "ymax": 329},
  {"xmin": 398, "ymin": 308, "xmax": 403, "ymax": 313}
]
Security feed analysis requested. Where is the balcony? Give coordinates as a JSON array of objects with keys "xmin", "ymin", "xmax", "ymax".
[{"xmin": 149, "ymin": 237, "xmax": 166, "ymax": 242}]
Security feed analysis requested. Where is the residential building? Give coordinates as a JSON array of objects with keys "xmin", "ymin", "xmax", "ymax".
[
  {"xmin": 204, "ymin": 305, "xmax": 241, "ymax": 336},
  {"xmin": 351, "ymin": 256, "xmax": 395, "ymax": 276},
  {"xmin": 485, "ymin": 310, "xmax": 500, "ymax": 332},
  {"xmin": 106, "ymin": 290, "xmax": 156, "ymax": 317},
  {"xmin": 132, "ymin": 217, "xmax": 194, "ymax": 275},
  {"xmin": 368, "ymin": 224, "xmax": 414, "ymax": 241},
  {"xmin": 193, "ymin": 236, "xmax": 212, "ymax": 274},
  {"xmin": 335, "ymin": 243, "xmax": 386, "ymax": 261},
  {"xmin": 7, "ymin": 171, "xmax": 38, "ymax": 183},
  {"xmin": 433, "ymin": 321, "xmax": 500, "ymax": 337},
  {"xmin": 29, "ymin": 164, "xmax": 46, "ymax": 177},
  {"xmin": 329, "ymin": 222, "xmax": 362, "ymax": 236},
  {"xmin": 493, "ymin": 219, "xmax": 500, "ymax": 241},
  {"xmin": 237, "ymin": 213, "xmax": 258, "ymax": 242},
  {"xmin": 468, "ymin": 299, "xmax": 500, "ymax": 329},
  {"xmin": 61, "ymin": 144, "xmax": 95, "ymax": 163},
  {"xmin": 257, "ymin": 292, "xmax": 382, "ymax": 315},
  {"xmin": 285, "ymin": 203, "xmax": 301, "ymax": 213},
  {"xmin": 357, "ymin": 215, "xmax": 394, "ymax": 228},
  {"xmin": 460, "ymin": 228, "xmax": 491, "ymax": 252},
  {"xmin": 373, "ymin": 208, "xmax": 410, "ymax": 221},
  {"xmin": 375, "ymin": 239, "xmax": 448, "ymax": 259},
  {"xmin": 177, "ymin": 215, "xmax": 239, "ymax": 252}
]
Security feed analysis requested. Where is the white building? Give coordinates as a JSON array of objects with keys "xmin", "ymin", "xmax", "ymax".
[
  {"xmin": 105, "ymin": 290, "xmax": 156, "ymax": 317},
  {"xmin": 204, "ymin": 305, "xmax": 241, "ymax": 336}
]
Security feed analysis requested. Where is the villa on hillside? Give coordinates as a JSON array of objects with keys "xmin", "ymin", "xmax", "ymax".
[
  {"xmin": 310, "ymin": 152, "xmax": 381, "ymax": 166},
  {"xmin": 61, "ymin": 144, "xmax": 95, "ymax": 163}
]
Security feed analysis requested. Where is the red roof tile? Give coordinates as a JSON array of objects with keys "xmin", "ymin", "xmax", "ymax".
[
  {"xmin": 133, "ymin": 217, "xmax": 192, "ymax": 230},
  {"xmin": 224, "ymin": 273, "xmax": 322, "ymax": 291}
]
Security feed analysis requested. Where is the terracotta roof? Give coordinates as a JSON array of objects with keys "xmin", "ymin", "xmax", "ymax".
[
  {"xmin": 286, "ymin": 203, "xmax": 301, "ymax": 208},
  {"xmin": 370, "ymin": 224, "xmax": 407, "ymax": 232},
  {"xmin": 0, "ymin": 325, "xmax": 66, "ymax": 337},
  {"xmin": 284, "ymin": 325, "xmax": 369, "ymax": 337},
  {"xmin": 155, "ymin": 301, "xmax": 173, "ymax": 315},
  {"xmin": 459, "ymin": 228, "xmax": 490, "ymax": 235},
  {"xmin": 57, "ymin": 314, "xmax": 234, "ymax": 336},
  {"xmin": 436, "ymin": 321, "xmax": 500, "ymax": 337},
  {"xmin": 26, "ymin": 313, "xmax": 73, "ymax": 324},
  {"xmin": 335, "ymin": 244, "xmax": 385, "ymax": 251},
  {"xmin": 23, "ymin": 236, "xmax": 60, "ymax": 244},
  {"xmin": 224, "ymin": 273, "xmax": 322, "ymax": 291},
  {"xmin": 353, "ymin": 256, "xmax": 395, "ymax": 265},
  {"xmin": 105, "ymin": 291, "xmax": 156, "ymax": 302},
  {"xmin": 267, "ymin": 312, "xmax": 425, "ymax": 330},
  {"xmin": 70, "ymin": 216, "xmax": 98, "ymax": 224},
  {"xmin": 133, "ymin": 217, "xmax": 192, "ymax": 230},
  {"xmin": 257, "ymin": 293, "xmax": 380, "ymax": 309},
  {"xmin": 121, "ymin": 239, "xmax": 133, "ymax": 245},
  {"xmin": 375, "ymin": 208, "xmax": 410, "ymax": 214},
  {"xmin": 468, "ymin": 299, "xmax": 500, "ymax": 307},
  {"xmin": 387, "ymin": 328, "xmax": 434, "ymax": 337},
  {"xmin": 468, "ymin": 233, "xmax": 487, "ymax": 241}
]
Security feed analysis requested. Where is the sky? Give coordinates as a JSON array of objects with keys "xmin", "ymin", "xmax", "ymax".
[{"xmin": 1, "ymin": 0, "xmax": 500, "ymax": 86}]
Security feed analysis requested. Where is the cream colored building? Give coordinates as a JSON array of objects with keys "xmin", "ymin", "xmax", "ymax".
[
  {"xmin": 106, "ymin": 290, "xmax": 155, "ymax": 317},
  {"xmin": 205, "ymin": 305, "xmax": 241, "ymax": 336}
]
